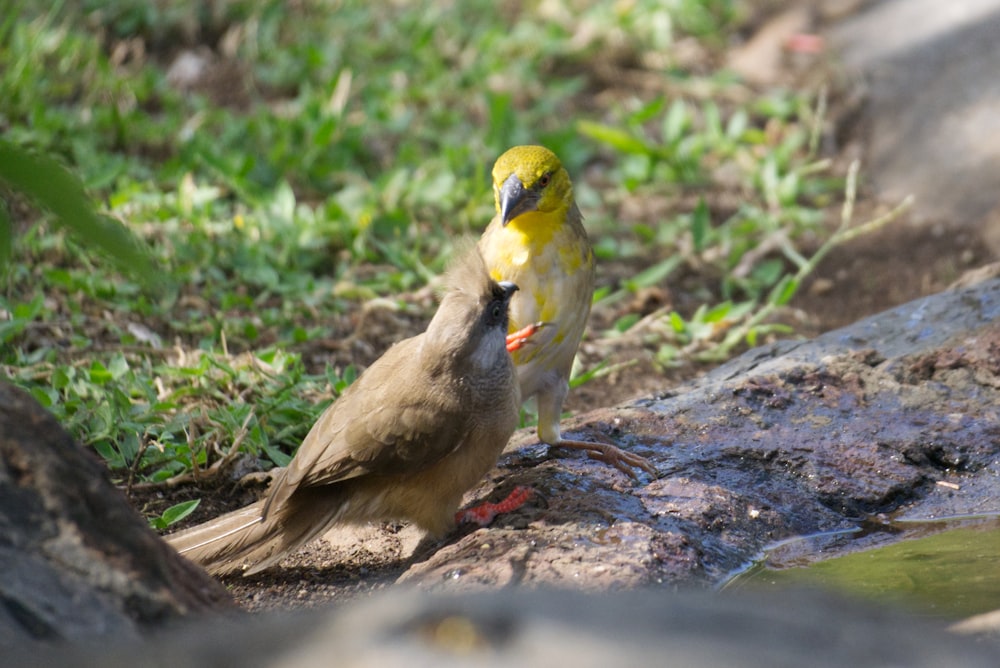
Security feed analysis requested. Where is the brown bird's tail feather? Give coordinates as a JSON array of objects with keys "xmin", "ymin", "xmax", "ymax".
[{"xmin": 165, "ymin": 496, "xmax": 341, "ymax": 576}]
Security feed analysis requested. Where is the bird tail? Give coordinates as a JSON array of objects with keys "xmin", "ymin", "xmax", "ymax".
[
  {"xmin": 164, "ymin": 501, "xmax": 265, "ymax": 575},
  {"xmin": 165, "ymin": 498, "xmax": 332, "ymax": 576}
]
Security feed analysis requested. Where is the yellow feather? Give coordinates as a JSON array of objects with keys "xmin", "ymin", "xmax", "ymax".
[
  {"xmin": 478, "ymin": 145, "xmax": 656, "ymax": 479},
  {"xmin": 479, "ymin": 145, "xmax": 594, "ymax": 393}
]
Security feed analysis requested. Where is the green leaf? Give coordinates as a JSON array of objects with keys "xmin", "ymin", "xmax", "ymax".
[
  {"xmin": 89, "ymin": 360, "xmax": 112, "ymax": 385},
  {"xmin": 569, "ymin": 359, "xmax": 608, "ymax": 389},
  {"xmin": 629, "ymin": 96, "xmax": 666, "ymax": 124},
  {"xmin": 770, "ymin": 275, "xmax": 800, "ymax": 306},
  {"xmin": 333, "ymin": 364, "xmax": 358, "ymax": 394},
  {"xmin": 751, "ymin": 259, "xmax": 785, "ymax": 288},
  {"xmin": 663, "ymin": 99, "xmax": 689, "ymax": 144},
  {"xmin": 52, "ymin": 367, "xmax": 73, "ymax": 390},
  {"xmin": 120, "ymin": 431, "xmax": 141, "ymax": 465},
  {"xmin": 614, "ymin": 312, "xmax": 640, "ymax": 332},
  {"xmin": 29, "ymin": 386, "xmax": 57, "ymax": 409},
  {"xmin": 591, "ymin": 285, "xmax": 612, "ymax": 303},
  {"xmin": 93, "ymin": 440, "xmax": 125, "ymax": 469},
  {"xmin": 691, "ymin": 197, "xmax": 709, "ymax": 252},
  {"xmin": 778, "ymin": 171, "xmax": 801, "ymax": 204},
  {"xmin": 726, "ymin": 109, "xmax": 748, "ymax": 140},
  {"xmin": 657, "ymin": 343, "xmax": 680, "ymax": 365},
  {"xmin": 0, "ymin": 141, "xmax": 160, "ymax": 288},
  {"xmin": 703, "ymin": 301, "xmax": 733, "ymax": 323},
  {"xmin": 703, "ymin": 100, "xmax": 722, "ymax": 140},
  {"xmin": 261, "ymin": 437, "xmax": 293, "ymax": 468},
  {"xmin": 0, "ymin": 293, "xmax": 44, "ymax": 343},
  {"xmin": 577, "ymin": 120, "xmax": 649, "ymax": 155},
  {"xmin": 150, "ymin": 499, "xmax": 201, "ymax": 530},
  {"xmin": 624, "ymin": 255, "xmax": 682, "ymax": 292},
  {"xmin": 108, "ymin": 354, "xmax": 130, "ymax": 380}
]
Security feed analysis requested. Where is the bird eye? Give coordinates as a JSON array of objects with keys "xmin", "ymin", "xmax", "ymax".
[
  {"xmin": 492, "ymin": 303, "xmax": 503, "ymax": 320},
  {"xmin": 538, "ymin": 172, "xmax": 551, "ymax": 188}
]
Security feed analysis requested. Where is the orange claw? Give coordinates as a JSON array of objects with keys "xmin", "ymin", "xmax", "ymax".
[
  {"xmin": 455, "ymin": 485, "xmax": 535, "ymax": 526},
  {"xmin": 506, "ymin": 321, "xmax": 548, "ymax": 352}
]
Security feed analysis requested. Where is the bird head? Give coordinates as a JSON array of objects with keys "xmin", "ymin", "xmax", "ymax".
[
  {"xmin": 427, "ymin": 247, "xmax": 519, "ymax": 371},
  {"xmin": 492, "ymin": 145, "xmax": 573, "ymax": 226}
]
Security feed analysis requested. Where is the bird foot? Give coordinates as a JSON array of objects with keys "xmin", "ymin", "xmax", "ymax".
[
  {"xmin": 506, "ymin": 322, "xmax": 549, "ymax": 352},
  {"xmin": 455, "ymin": 485, "xmax": 535, "ymax": 526},
  {"xmin": 555, "ymin": 438, "xmax": 658, "ymax": 480}
]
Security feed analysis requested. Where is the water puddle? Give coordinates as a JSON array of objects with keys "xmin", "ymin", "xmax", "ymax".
[{"xmin": 723, "ymin": 514, "xmax": 1000, "ymax": 621}]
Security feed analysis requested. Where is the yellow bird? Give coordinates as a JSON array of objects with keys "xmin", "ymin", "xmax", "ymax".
[{"xmin": 479, "ymin": 145, "xmax": 656, "ymax": 479}]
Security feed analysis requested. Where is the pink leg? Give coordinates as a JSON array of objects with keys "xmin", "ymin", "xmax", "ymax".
[
  {"xmin": 455, "ymin": 486, "xmax": 535, "ymax": 526},
  {"xmin": 506, "ymin": 322, "xmax": 547, "ymax": 352}
]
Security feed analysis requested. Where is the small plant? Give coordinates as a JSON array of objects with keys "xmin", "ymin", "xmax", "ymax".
[
  {"xmin": 597, "ymin": 161, "xmax": 912, "ymax": 364},
  {"xmin": 148, "ymin": 498, "xmax": 200, "ymax": 530},
  {"xmin": 5, "ymin": 344, "xmax": 345, "ymax": 487},
  {"xmin": 577, "ymin": 84, "xmax": 910, "ymax": 365}
]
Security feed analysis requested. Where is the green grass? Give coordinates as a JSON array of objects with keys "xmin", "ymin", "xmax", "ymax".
[{"xmin": 0, "ymin": 1, "xmax": 902, "ymax": 516}]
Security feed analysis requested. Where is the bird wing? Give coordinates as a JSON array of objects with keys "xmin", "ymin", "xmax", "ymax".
[{"xmin": 263, "ymin": 335, "xmax": 469, "ymax": 515}]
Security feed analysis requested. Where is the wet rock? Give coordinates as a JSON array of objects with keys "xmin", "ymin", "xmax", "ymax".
[
  {"xmin": 400, "ymin": 278, "xmax": 1000, "ymax": 590},
  {"xmin": 0, "ymin": 383, "xmax": 232, "ymax": 648}
]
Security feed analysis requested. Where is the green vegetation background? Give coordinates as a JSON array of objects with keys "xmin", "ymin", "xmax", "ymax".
[{"xmin": 2, "ymin": 1, "xmax": 859, "ymax": 519}]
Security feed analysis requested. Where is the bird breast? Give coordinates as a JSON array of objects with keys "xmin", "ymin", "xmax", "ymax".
[{"xmin": 467, "ymin": 327, "xmax": 511, "ymax": 376}]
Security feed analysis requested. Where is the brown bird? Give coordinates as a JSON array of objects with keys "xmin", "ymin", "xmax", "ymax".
[
  {"xmin": 479, "ymin": 145, "xmax": 656, "ymax": 479},
  {"xmin": 167, "ymin": 249, "xmax": 527, "ymax": 576}
]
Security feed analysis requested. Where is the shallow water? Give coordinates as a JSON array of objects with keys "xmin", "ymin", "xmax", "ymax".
[{"xmin": 724, "ymin": 515, "xmax": 1000, "ymax": 620}]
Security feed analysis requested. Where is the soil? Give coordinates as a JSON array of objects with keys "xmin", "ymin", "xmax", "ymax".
[{"xmin": 131, "ymin": 11, "xmax": 996, "ymax": 612}]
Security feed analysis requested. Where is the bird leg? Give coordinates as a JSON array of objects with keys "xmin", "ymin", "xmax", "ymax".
[
  {"xmin": 553, "ymin": 437, "xmax": 658, "ymax": 480},
  {"xmin": 506, "ymin": 322, "xmax": 549, "ymax": 352},
  {"xmin": 455, "ymin": 485, "xmax": 534, "ymax": 526},
  {"xmin": 535, "ymin": 383, "xmax": 657, "ymax": 480}
]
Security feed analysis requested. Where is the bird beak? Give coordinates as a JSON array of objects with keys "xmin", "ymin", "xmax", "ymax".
[
  {"xmin": 498, "ymin": 281, "xmax": 519, "ymax": 301},
  {"xmin": 499, "ymin": 173, "xmax": 539, "ymax": 226}
]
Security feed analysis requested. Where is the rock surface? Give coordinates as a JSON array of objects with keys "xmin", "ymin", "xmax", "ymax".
[
  {"xmin": 0, "ymin": 383, "xmax": 232, "ymax": 647},
  {"xmin": 393, "ymin": 277, "xmax": 1000, "ymax": 590}
]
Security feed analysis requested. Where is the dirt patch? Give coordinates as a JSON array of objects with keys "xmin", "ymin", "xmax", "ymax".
[{"xmin": 795, "ymin": 220, "xmax": 987, "ymax": 332}]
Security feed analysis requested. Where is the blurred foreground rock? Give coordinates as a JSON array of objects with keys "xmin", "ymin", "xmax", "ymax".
[
  {"xmin": 0, "ymin": 383, "xmax": 232, "ymax": 648},
  {"xmin": 9, "ymin": 587, "xmax": 1000, "ymax": 668}
]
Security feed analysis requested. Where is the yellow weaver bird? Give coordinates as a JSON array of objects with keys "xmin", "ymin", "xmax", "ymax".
[{"xmin": 479, "ymin": 145, "xmax": 656, "ymax": 479}]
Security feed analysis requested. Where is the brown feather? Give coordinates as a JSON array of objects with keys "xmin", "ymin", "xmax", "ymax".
[{"xmin": 166, "ymin": 247, "xmax": 521, "ymax": 575}]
